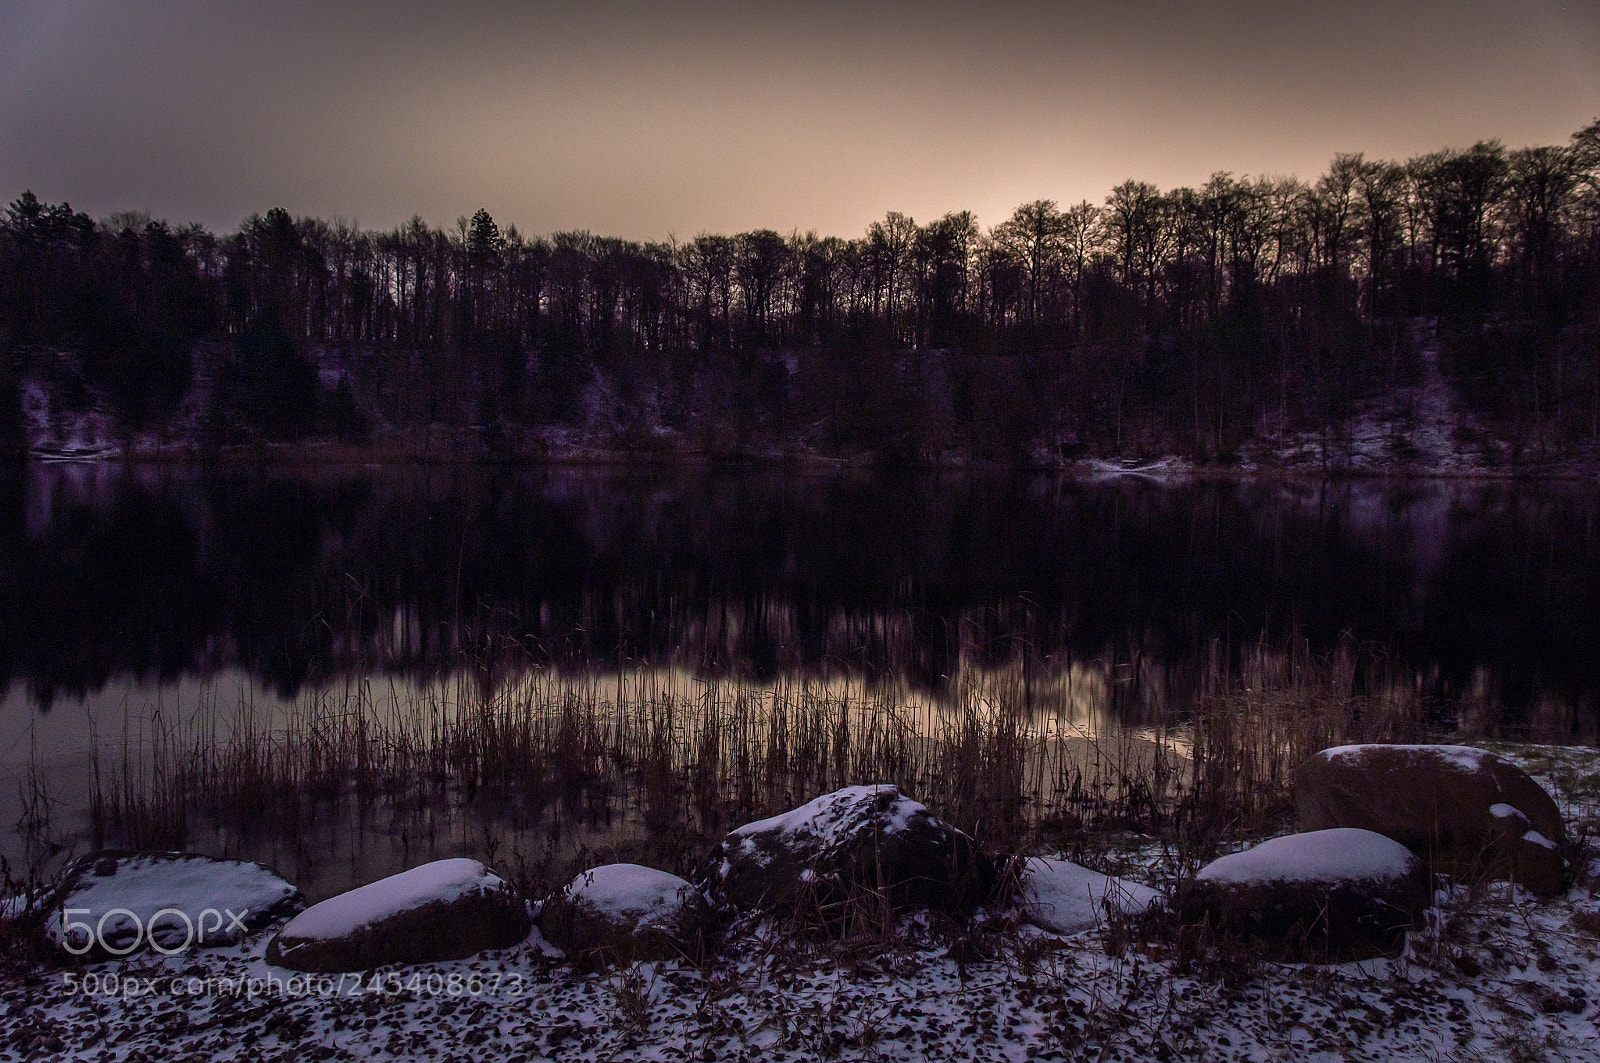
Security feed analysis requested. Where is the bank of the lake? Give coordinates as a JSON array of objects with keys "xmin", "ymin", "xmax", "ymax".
[{"xmin": 3, "ymin": 743, "xmax": 1599, "ymax": 1063}]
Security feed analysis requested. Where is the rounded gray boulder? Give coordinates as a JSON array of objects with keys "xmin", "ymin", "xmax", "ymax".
[{"xmin": 1296, "ymin": 744, "xmax": 1566, "ymax": 895}]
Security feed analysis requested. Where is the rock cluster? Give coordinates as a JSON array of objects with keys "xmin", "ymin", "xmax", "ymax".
[
  {"xmin": 24, "ymin": 750, "xmax": 1565, "ymax": 973},
  {"xmin": 1295, "ymin": 744, "xmax": 1567, "ymax": 895},
  {"xmin": 1176, "ymin": 743, "xmax": 1570, "ymax": 960}
]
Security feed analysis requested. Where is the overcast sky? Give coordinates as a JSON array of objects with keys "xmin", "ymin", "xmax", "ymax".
[{"xmin": 2, "ymin": 0, "xmax": 1596, "ymax": 240}]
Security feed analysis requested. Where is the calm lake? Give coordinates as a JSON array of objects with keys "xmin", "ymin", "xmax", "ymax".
[{"xmin": 3, "ymin": 462, "xmax": 1597, "ymax": 896}]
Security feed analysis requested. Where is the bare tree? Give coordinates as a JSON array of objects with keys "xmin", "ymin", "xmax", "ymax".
[
  {"xmin": 993, "ymin": 200, "xmax": 1067, "ymax": 330},
  {"xmin": 866, "ymin": 211, "xmax": 917, "ymax": 341},
  {"xmin": 1354, "ymin": 158, "xmax": 1408, "ymax": 316}
]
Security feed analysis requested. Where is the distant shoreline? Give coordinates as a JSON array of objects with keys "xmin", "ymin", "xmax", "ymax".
[{"xmin": 24, "ymin": 438, "xmax": 1600, "ymax": 482}]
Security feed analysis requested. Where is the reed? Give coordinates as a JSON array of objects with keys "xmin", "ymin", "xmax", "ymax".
[{"xmin": 83, "ymin": 631, "xmax": 1438, "ymax": 895}]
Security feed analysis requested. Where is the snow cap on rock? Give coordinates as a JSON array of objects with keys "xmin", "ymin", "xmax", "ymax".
[
  {"xmin": 1197, "ymin": 828, "xmax": 1417, "ymax": 885},
  {"xmin": 1020, "ymin": 857, "xmax": 1160, "ymax": 935}
]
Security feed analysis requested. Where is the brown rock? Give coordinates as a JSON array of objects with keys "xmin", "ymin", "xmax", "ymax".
[
  {"xmin": 266, "ymin": 859, "xmax": 528, "ymax": 972},
  {"xmin": 1295, "ymin": 744, "xmax": 1566, "ymax": 895},
  {"xmin": 1182, "ymin": 828, "xmax": 1431, "ymax": 961}
]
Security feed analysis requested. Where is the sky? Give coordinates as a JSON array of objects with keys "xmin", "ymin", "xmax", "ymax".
[{"xmin": 1, "ymin": 0, "xmax": 1597, "ymax": 241}]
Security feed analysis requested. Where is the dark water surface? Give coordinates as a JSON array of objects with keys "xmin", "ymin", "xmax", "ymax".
[
  {"xmin": 5, "ymin": 462, "xmax": 1597, "ymax": 718},
  {"xmin": 2, "ymin": 463, "xmax": 1597, "ymax": 892}
]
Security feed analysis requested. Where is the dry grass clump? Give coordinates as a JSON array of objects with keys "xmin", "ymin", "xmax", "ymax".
[
  {"xmin": 1174, "ymin": 633, "xmax": 1431, "ymax": 840},
  {"xmin": 0, "ymin": 859, "xmax": 65, "ymax": 978}
]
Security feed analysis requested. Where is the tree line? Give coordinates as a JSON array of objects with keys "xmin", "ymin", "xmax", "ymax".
[{"xmin": 3, "ymin": 121, "xmax": 1598, "ymax": 464}]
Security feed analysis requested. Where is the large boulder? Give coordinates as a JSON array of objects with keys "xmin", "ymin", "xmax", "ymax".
[
  {"xmin": 708, "ymin": 785, "xmax": 990, "ymax": 914},
  {"xmin": 1296, "ymin": 744, "xmax": 1566, "ymax": 895},
  {"xmin": 1183, "ymin": 828, "xmax": 1430, "ymax": 961},
  {"xmin": 540, "ymin": 863, "xmax": 711, "ymax": 965},
  {"xmin": 1019, "ymin": 858, "xmax": 1160, "ymax": 935},
  {"xmin": 266, "ymin": 859, "xmax": 529, "ymax": 972},
  {"xmin": 46, "ymin": 851, "xmax": 303, "ymax": 960}
]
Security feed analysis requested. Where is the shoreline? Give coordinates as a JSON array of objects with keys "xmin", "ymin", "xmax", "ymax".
[{"xmin": 24, "ymin": 438, "xmax": 1600, "ymax": 482}]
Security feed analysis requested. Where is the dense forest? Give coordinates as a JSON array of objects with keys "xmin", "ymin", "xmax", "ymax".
[{"xmin": 3, "ymin": 122, "xmax": 1598, "ymax": 466}]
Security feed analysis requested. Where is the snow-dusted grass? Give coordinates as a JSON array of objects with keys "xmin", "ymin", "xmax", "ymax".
[{"xmin": 6, "ymin": 866, "xmax": 1599, "ymax": 1060}]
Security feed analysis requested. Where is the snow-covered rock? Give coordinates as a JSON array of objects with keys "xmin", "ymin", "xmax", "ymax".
[
  {"xmin": 45, "ymin": 851, "xmax": 303, "ymax": 959},
  {"xmin": 1184, "ymin": 828, "xmax": 1430, "ymax": 961},
  {"xmin": 707, "ymin": 784, "xmax": 992, "ymax": 914},
  {"xmin": 1296, "ymin": 744, "xmax": 1567, "ymax": 895},
  {"xmin": 1019, "ymin": 858, "xmax": 1159, "ymax": 935},
  {"xmin": 1198, "ymin": 828, "xmax": 1418, "ymax": 885},
  {"xmin": 540, "ymin": 863, "xmax": 711, "ymax": 966},
  {"xmin": 266, "ymin": 858, "xmax": 528, "ymax": 973}
]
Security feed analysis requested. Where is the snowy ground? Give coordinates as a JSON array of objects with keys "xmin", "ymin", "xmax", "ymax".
[{"xmin": 3, "ymin": 744, "xmax": 1599, "ymax": 1062}]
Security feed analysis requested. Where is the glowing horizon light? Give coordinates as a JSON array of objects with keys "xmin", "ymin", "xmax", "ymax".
[{"xmin": 0, "ymin": 0, "xmax": 1595, "ymax": 239}]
